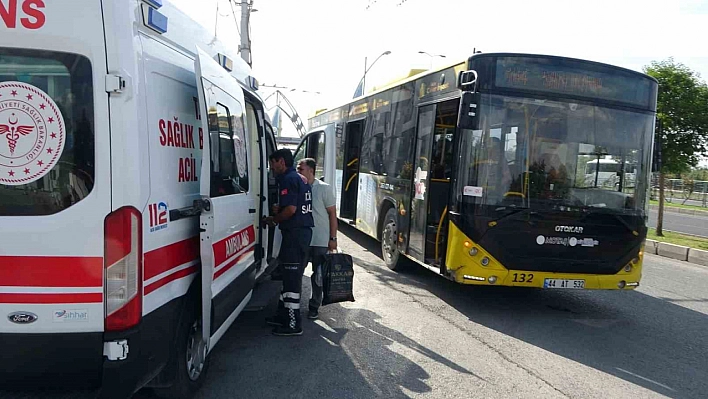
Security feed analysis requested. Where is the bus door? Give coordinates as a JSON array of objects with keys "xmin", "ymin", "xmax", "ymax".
[
  {"xmin": 195, "ymin": 47, "xmax": 259, "ymax": 352},
  {"xmin": 408, "ymin": 99, "xmax": 459, "ymax": 266},
  {"xmin": 340, "ymin": 119, "xmax": 365, "ymax": 221}
]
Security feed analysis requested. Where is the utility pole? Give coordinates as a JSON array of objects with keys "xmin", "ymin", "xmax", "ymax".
[
  {"xmin": 239, "ymin": 0, "xmax": 252, "ymax": 67},
  {"xmin": 362, "ymin": 56, "xmax": 367, "ymax": 97}
]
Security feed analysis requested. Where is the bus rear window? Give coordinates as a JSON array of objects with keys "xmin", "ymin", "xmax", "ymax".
[{"xmin": 0, "ymin": 48, "xmax": 95, "ymax": 216}]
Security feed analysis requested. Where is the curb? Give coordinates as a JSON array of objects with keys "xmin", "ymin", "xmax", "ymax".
[
  {"xmin": 649, "ymin": 204, "xmax": 708, "ymax": 217},
  {"xmin": 645, "ymin": 239, "xmax": 708, "ymax": 267}
]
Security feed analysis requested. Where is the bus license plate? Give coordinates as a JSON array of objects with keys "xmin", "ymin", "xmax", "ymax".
[{"xmin": 544, "ymin": 279, "xmax": 585, "ymax": 289}]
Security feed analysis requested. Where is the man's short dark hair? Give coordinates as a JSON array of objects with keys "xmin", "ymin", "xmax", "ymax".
[
  {"xmin": 300, "ymin": 158, "xmax": 316, "ymax": 172},
  {"xmin": 269, "ymin": 148, "xmax": 294, "ymax": 167}
]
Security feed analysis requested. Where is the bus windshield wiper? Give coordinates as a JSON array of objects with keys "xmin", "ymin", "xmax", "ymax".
[
  {"xmin": 578, "ymin": 206, "xmax": 637, "ymax": 234},
  {"xmin": 491, "ymin": 207, "xmax": 530, "ymax": 224}
]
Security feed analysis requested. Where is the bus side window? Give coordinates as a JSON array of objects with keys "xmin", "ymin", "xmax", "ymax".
[
  {"xmin": 294, "ymin": 140, "xmax": 307, "ymax": 165},
  {"xmin": 315, "ymin": 133, "xmax": 326, "ymax": 180}
]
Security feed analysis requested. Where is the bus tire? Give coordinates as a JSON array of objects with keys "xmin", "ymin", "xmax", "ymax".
[
  {"xmin": 381, "ymin": 207, "xmax": 406, "ymax": 271},
  {"xmin": 153, "ymin": 301, "xmax": 210, "ymax": 399}
]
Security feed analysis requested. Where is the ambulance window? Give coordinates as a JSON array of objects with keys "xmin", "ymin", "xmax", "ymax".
[
  {"xmin": 208, "ymin": 102, "xmax": 247, "ymax": 197},
  {"xmin": 233, "ymin": 106, "xmax": 249, "ymax": 192},
  {"xmin": 0, "ymin": 48, "xmax": 95, "ymax": 216}
]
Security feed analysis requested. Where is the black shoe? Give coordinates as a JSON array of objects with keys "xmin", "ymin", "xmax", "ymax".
[
  {"xmin": 272, "ymin": 325, "xmax": 303, "ymax": 336},
  {"xmin": 265, "ymin": 316, "xmax": 284, "ymax": 326},
  {"xmin": 307, "ymin": 309, "xmax": 319, "ymax": 320}
]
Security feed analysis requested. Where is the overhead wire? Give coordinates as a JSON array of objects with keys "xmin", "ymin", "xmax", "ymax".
[{"xmin": 228, "ymin": 0, "xmax": 242, "ymax": 37}]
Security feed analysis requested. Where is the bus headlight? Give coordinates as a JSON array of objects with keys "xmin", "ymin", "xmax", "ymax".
[
  {"xmin": 618, "ymin": 280, "xmax": 627, "ymax": 289},
  {"xmin": 481, "ymin": 257, "xmax": 490, "ymax": 266},
  {"xmin": 488, "ymin": 276, "xmax": 498, "ymax": 284},
  {"xmin": 624, "ymin": 264, "xmax": 632, "ymax": 273},
  {"xmin": 469, "ymin": 247, "xmax": 478, "ymax": 256}
]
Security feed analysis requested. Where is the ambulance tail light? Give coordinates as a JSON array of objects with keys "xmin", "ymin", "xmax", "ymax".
[{"xmin": 104, "ymin": 207, "xmax": 143, "ymax": 332}]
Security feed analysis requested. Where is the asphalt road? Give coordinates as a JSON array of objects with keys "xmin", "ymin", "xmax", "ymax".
[
  {"xmin": 648, "ymin": 208, "xmax": 708, "ymax": 237},
  {"xmin": 4, "ymin": 224, "xmax": 708, "ymax": 399}
]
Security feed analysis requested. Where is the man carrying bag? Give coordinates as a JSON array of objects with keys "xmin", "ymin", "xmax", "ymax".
[{"xmin": 296, "ymin": 158, "xmax": 340, "ymax": 319}]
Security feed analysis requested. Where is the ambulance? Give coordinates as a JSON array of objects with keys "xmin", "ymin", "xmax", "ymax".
[{"xmin": 1, "ymin": 1, "xmax": 281, "ymax": 397}]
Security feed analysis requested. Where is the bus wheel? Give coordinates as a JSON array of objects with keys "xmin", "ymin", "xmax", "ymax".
[
  {"xmin": 154, "ymin": 304, "xmax": 210, "ymax": 399},
  {"xmin": 381, "ymin": 208, "xmax": 405, "ymax": 271}
]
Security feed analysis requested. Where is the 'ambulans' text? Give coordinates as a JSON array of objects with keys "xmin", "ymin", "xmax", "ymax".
[{"xmin": 0, "ymin": 0, "xmax": 45, "ymax": 29}]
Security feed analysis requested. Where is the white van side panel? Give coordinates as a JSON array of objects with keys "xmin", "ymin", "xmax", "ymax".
[{"xmin": 138, "ymin": 34, "xmax": 202, "ymax": 315}]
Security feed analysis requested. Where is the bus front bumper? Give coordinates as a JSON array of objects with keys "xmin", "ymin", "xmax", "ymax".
[{"xmin": 445, "ymin": 222, "xmax": 643, "ymax": 290}]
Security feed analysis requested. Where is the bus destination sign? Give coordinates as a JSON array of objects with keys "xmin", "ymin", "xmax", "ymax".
[{"xmin": 494, "ymin": 57, "xmax": 654, "ymax": 108}]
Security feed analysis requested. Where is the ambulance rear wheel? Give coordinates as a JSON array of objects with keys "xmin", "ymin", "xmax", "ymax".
[{"xmin": 154, "ymin": 302, "xmax": 210, "ymax": 399}]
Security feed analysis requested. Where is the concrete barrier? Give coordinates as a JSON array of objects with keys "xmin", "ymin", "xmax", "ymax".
[
  {"xmin": 688, "ymin": 248, "xmax": 708, "ymax": 267},
  {"xmin": 644, "ymin": 239, "xmax": 659, "ymax": 255},
  {"xmin": 657, "ymin": 242, "xmax": 689, "ymax": 261}
]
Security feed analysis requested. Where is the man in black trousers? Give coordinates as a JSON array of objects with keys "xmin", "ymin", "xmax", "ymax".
[{"xmin": 264, "ymin": 149, "xmax": 314, "ymax": 336}]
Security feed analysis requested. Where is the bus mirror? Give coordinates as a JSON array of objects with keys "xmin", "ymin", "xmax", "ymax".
[
  {"xmin": 458, "ymin": 92, "xmax": 481, "ymax": 130},
  {"xmin": 457, "ymin": 70, "xmax": 478, "ymax": 91}
]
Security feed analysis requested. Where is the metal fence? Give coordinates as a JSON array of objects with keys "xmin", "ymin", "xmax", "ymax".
[{"xmin": 650, "ymin": 175, "xmax": 708, "ymax": 207}]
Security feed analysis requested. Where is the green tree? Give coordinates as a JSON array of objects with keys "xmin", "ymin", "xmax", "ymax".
[{"xmin": 644, "ymin": 58, "xmax": 708, "ymax": 235}]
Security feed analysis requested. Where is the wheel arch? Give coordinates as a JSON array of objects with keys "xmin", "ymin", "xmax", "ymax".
[{"xmin": 377, "ymin": 197, "xmax": 397, "ymax": 241}]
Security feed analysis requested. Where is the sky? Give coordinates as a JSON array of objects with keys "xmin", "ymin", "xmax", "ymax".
[{"xmin": 170, "ymin": 0, "xmax": 708, "ymax": 148}]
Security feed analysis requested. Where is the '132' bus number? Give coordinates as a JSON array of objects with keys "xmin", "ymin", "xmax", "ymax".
[{"xmin": 512, "ymin": 273, "xmax": 534, "ymax": 283}]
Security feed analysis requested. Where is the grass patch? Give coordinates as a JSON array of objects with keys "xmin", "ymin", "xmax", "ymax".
[
  {"xmin": 648, "ymin": 228, "xmax": 708, "ymax": 251},
  {"xmin": 649, "ymin": 199, "xmax": 708, "ymax": 211}
]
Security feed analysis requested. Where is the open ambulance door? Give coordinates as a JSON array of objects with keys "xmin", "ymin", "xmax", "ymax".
[{"xmin": 195, "ymin": 47, "xmax": 259, "ymax": 352}]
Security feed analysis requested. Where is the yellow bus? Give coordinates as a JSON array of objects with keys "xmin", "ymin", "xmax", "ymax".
[{"xmin": 297, "ymin": 53, "xmax": 657, "ymax": 290}]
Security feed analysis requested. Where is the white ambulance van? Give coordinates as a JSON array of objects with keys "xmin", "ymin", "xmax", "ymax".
[{"xmin": 1, "ymin": 1, "xmax": 281, "ymax": 397}]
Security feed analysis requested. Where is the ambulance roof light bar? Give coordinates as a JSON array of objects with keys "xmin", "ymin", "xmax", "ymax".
[
  {"xmin": 143, "ymin": 0, "xmax": 162, "ymax": 8},
  {"xmin": 217, "ymin": 54, "xmax": 234, "ymax": 72},
  {"xmin": 141, "ymin": 0, "xmax": 168, "ymax": 34}
]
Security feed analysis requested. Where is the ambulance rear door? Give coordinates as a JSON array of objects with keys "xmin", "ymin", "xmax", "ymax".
[
  {"xmin": 194, "ymin": 47, "xmax": 258, "ymax": 350},
  {"xmin": 0, "ymin": 0, "xmax": 111, "ymax": 382}
]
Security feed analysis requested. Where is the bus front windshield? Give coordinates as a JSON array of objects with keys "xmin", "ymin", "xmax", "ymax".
[{"xmin": 456, "ymin": 94, "xmax": 654, "ymax": 214}]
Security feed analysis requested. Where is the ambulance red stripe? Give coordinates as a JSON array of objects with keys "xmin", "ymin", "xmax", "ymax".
[
  {"xmin": 0, "ymin": 293, "xmax": 102, "ymax": 304},
  {"xmin": 0, "ymin": 256, "xmax": 103, "ymax": 287},
  {"xmin": 144, "ymin": 236, "xmax": 199, "ymax": 281},
  {"xmin": 144, "ymin": 264, "xmax": 199, "ymax": 295},
  {"xmin": 213, "ymin": 246, "xmax": 254, "ymax": 281}
]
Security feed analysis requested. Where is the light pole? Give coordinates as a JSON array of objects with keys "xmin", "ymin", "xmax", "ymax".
[
  {"xmin": 418, "ymin": 51, "xmax": 446, "ymax": 69},
  {"xmin": 354, "ymin": 50, "xmax": 391, "ymax": 98}
]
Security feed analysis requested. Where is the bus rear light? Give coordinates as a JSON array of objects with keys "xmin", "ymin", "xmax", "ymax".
[{"xmin": 104, "ymin": 207, "xmax": 142, "ymax": 332}]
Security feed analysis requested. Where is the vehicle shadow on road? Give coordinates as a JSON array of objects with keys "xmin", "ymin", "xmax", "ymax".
[
  {"xmin": 185, "ymin": 296, "xmax": 476, "ymax": 398},
  {"xmin": 338, "ymin": 223, "xmax": 708, "ymax": 399},
  {"xmin": 132, "ymin": 275, "xmax": 480, "ymax": 399}
]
